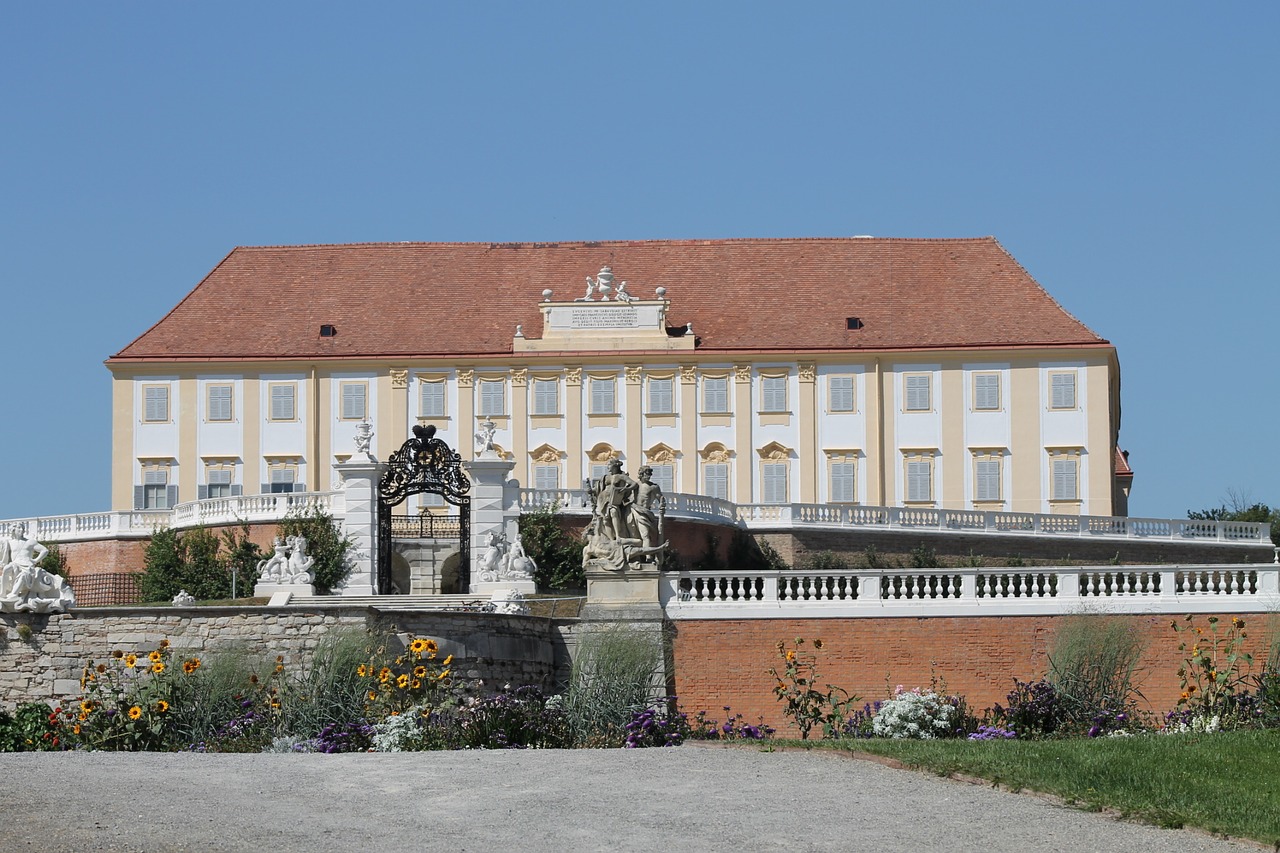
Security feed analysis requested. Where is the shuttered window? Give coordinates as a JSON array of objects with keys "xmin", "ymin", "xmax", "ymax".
[
  {"xmin": 270, "ymin": 385, "xmax": 295, "ymax": 421},
  {"xmin": 761, "ymin": 375, "xmax": 787, "ymax": 413},
  {"xmin": 702, "ymin": 377, "xmax": 729, "ymax": 413},
  {"xmin": 829, "ymin": 376, "xmax": 855, "ymax": 412},
  {"xmin": 1052, "ymin": 456, "xmax": 1079, "ymax": 501},
  {"xmin": 590, "ymin": 378, "xmax": 615, "ymax": 414},
  {"xmin": 207, "ymin": 468, "xmax": 233, "ymax": 499},
  {"xmin": 648, "ymin": 378, "xmax": 673, "ymax": 414},
  {"xmin": 974, "ymin": 374, "xmax": 1000, "ymax": 411},
  {"xmin": 831, "ymin": 461, "xmax": 856, "ymax": 503},
  {"xmin": 143, "ymin": 469, "xmax": 169, "ymax": 509},
  {"xmin": 479, "ymin": 380, "xmax": 505, "ymax": 416},
  {"xmin": 420, "ymin": 381, "xmax": 445, "ymax": 417},
  {"xmin": 269, "ymin": 467, "xmax": 297, "ymax": 494},
  {"xmin": 905, "ymin": 374, "xmax": 931, "ymax": 412},
  {"xmin": 975, "ymin": 457, "xmax": 1001, "ymax": 502},
  {"xmin": 143, "ymin": 386, "xmax": 169, "ymax": 422},
  {"xmin": 704, "ymin": 463, "xmax": 729, "ymax": 500},
  {"xmin": 762, "ymin": 463, "xmax": 789, "ymax": 504},
  {"xmin": 533, "ymin": 379, "xmax": 558, "ymax": 415},
  {"xmin": 906, "ymin": 458, "xmax": 932, "ymax": 502},
  {"xmin": 534, "ymin": 465, "xmax": 560, "ymax": 490},
  {"xmin": 649, "ymin": 464, "xmax": 674, "ymax": 494},
  {"xmin": 1051, "ymin": 372, "xmax": 1077, "ymax": 409},
  {"xmin": 207, "ymin": 385, "xmax": 233, "ymax": 421},
  {"xmin": 341, "ymin": 383, "xmax": 366, "ymax": 420}
]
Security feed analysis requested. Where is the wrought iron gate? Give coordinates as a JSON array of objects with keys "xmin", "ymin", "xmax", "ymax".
[{"xmin": 377, "ymin": 425, "xmax": 471, "ymax": 594}]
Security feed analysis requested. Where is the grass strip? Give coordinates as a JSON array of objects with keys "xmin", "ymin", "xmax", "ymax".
[{"xmin": 804, "ymin": 731, "xmax": 1280, "ymax": 845}]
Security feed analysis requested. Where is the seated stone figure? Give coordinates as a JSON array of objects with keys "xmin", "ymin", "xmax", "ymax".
[{"xmin": 0, "ymin": 524, "xmax": 76, "ymax": 613}]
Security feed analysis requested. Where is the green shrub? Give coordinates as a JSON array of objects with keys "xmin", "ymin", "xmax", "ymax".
[
  {"xmin": 39, "ymin": 543, "xmax": 67, "ymax": 578},
  {"xmin": 278, "ymin": 507, "xmax": 353, "ymax": 595},
  {"xmin": 517, "ymin": 501, "xmax": 584, "ymax": 591},
  {"xmin": 1047, "ymin": 614, "xmax": 1144, "ymax": 730},
  {"xmin": 909, "ymin": 544, "xmax": 941, "ymax": 569},
  {"xmin": 800, "ymin": 550, "xmax": 848, "ymax": 573},
  {"xmin": 0, "ymin": 703, "xmax": 63, "ymax": 751},
  {"xmin": 561, "ymin": 624, "xmax": 664, "ymax": 746},
  {"xmin": 138, "ymin": 526, "xmax": 239, "ymax": 602}
]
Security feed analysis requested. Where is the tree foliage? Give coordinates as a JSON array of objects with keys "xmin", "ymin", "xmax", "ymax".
[
  {"xmin": 138, "ymin": 525, "xmax": 263, "ymax": 603},
  {"xmin": 1188, "ymin": 491, "xmax": 1280, "ymax": 546},
  {"xmin": 278, "ymin": 506, "xmax": 353, "ymax": 595},
  {"xmin": 38, "ymin": 543, "xmax": 67, "ymax": 578},
  {"xmin": 517, "ymin": 502, "xmax": 584, "ymax": 591}
]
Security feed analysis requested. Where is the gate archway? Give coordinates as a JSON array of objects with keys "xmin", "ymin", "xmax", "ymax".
[{"xmin": 377, "ymin": 425, "xmax": 471, "ymax": 594}]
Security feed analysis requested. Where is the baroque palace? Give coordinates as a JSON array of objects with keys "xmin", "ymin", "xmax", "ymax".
[{"xmin": 106, "ymin": 237, "xmax": 1130, "ymax": 517}]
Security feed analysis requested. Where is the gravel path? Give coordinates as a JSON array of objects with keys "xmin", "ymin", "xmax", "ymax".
[{"xmin": 0, "ymin": 747, "xmax": 1260, "ymax": 852}]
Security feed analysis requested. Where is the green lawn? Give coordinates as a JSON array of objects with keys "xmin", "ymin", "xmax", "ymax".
[{"xmin": 800, "ymin": 731, "xmax": 1280, "ymax": 845}]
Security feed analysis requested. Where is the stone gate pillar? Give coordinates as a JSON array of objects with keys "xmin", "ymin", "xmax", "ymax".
[
  {"xmin": 463, "ymin": 454, "xmax": 527, "ymax": 595},
  {"xmin": 333, "ymin": 457, "xmax": 385, "ymax": 596}
]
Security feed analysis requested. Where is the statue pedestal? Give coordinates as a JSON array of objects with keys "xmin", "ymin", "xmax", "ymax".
[
  {"xmin": 471, "ymin": 579, "xmax": 537, "ymax": 595},
  {"xmin": 582, "ymin": 562, "xmax": 662, "ymax": 620},
  {"xmin": 254, "ymin": 582, "xmax": 315, "ymax": 600}
]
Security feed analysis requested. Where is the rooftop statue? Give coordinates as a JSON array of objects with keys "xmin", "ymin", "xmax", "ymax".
[{"xmin": 0, "ymin": 524, "xmax": 76, "ymax": 613}]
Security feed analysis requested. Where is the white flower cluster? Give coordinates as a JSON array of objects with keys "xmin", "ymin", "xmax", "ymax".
[
  {"xmin": 372, "ymin": 710, "xmax": 424, "ymax": 752},
  {"xmin": 871, "ymin": 688, "xmax": 958, "ymax": 739},
  {"xmin": 1164, "ymin": 714, "xmax": 1221, "ymax": 735}
]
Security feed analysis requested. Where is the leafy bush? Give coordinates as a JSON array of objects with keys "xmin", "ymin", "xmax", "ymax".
[
  {"xmin": 909, "ymin": 544, "xmax": 941, "ymax": 569},
  {"xmin": 137, "ymin": 524, "xmax": 263, "ymax": 602},
  {"xmin": 768, "ymin": 637, "xmax": 858, "ymax": 739},
  {"xmin": 39, "ymin": 543, "xmax": 67, "ymax": 578},
  {"xmin": 0, "ymin": 703, "xmax": 64, "ymax": 751},
  {"xmin": 518, "ymin": 501, "xmax": 584, "ymax": 591},
  {"xmin": 1047, "ymin": 615, "xmax": 1144, "ymax": 730},
  {"xmin": 278, "ymin": 507, "xmax": 352, "ymax": 594},
  {"xmin": 871, "ymin": 687, "xmax": 959, "ymax": 739},
  {"xmin": 991, "ymin": 678, "xmax": 1064, "ymax": 738},
  {"xmin": 561, "ymin": 624, "xmax": 664, "ymax": 745},
  {"xmin": 800, "ymin": 551, "xmax": 848, "ymax": 573}
]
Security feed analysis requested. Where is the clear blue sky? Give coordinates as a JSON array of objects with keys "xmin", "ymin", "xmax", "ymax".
[{"xmin": 2, "ymin": 3, "xmax": 1275, "ymax": 522}]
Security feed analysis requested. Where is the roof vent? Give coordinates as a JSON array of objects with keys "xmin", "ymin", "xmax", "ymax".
[
  {"xmin": 319, "ymin": 324, "xmax": 337, "ymax": 337},
  {"xmin": 846, "ymin": 317, "xmax": 863, "ymax": 330}
]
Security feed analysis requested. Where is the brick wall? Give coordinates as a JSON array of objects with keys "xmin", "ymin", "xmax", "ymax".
[{"xmin": 670, "ymin": 613, "xmax": 1278, "ymax": 733}]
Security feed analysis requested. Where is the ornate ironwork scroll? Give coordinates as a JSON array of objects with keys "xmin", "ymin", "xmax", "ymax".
[{"xmin": 376, "ymin": 425, "xmax": 471, "ymax": 594}]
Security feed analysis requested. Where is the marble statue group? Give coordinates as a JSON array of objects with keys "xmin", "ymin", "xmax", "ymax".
[
  {"xmin": 582, "ymin": 460, "xmax": 668, "ymax": 571},
  {"xmin": 256, "ymin": 535, "xmax": 316, "ymax": 585},
  {"xmin": 476, "ymin": 530, "xmax": 537, "ymax": 583},
  {"xmin": 0, "ymin": 524, "xmax": 76, "ymax": 613}
]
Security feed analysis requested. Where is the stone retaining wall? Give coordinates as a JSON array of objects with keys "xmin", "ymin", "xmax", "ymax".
[{"xmin": 0, "ymin": 607, "xmax": 577, "ymax": 710}]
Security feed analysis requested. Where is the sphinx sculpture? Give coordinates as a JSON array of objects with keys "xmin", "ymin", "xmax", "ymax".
[
  {"xmin": 582, "ymin": 460, "xmax": 668, "ymax": 572},
  {"xmin": 0, "ymin": 524, "xmax": 76, "ymax": 613}
]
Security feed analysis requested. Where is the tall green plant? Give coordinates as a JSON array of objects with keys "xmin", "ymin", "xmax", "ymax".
[
  {"xmin": 517, "ymin": 502, "xmax": 584, "ymax": 591},
  {"xmin": 278, "ymin": 507, "xmax": 353, "ymax": 594},
  {"xmin": 561, "ymin": 624, "xmax": 664, "ymax": 745},
  {"xmin": 1047, "ymin": 614, "xmax": 1144, "ymax": 728}
]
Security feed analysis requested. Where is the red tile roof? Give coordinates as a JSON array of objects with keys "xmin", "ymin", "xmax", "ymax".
[
  {"xmin": 109, "ymin": 237, "xmax": 1109, "ymax": 363},
  {"xmin": 1115, "ymin": 448, "xmax": 1134, "ymax": 478}
]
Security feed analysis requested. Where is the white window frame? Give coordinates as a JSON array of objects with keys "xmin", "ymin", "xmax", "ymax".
[
  {"xmin": 1050, "ymin": 371, "xmax": 1077, "ymax": 410},
  {"xmin": 1050, "ymin": 452, "xmax": 1080, "ymax": 501},
  {"xmin": 904, "ymin": 453, "xmax": 934, "ymax": 503},
  {"xmin": 340, "ymin": 382, "xmax": 367, "ymax": 421},
  {"xmin": 269, "ymin": 383, "xmax": 297, "ymax": 421},
  {"xmin": 704, "ymin": 462, "xmax": 729, "ymax": 500},
  {"xmin": 533, "ymin": 378, "xmax": 559, "ymax": 416},
  {"xmin": 760, "ymin": 375, "xmax": 787, "ymax": 413},
  {"xmin": 206, "ymin": 467, "xmax": 233, "ymax": 500},
  {"xmin": 478, "ymin": 379, "xmax": 506, "ymax": 417},
  {"xmin": 702, "ymin": 376, "xmax": 729, "ymax": 413},
  {"xmin": 143, "ymin": 469, "xmax": 169, "ymax": 509},
  {"xmin": 829, "ymin": 456, "xmax": 856, "ymax": 503},
  {"xmin": 533, "ymin": 464, "xmax": 560, "ymax": 491},
  {"xmin": 419, "ymin": 380, "xmax": 447, "ymax": 418},
  {"xmin": 206, "ymin": 384, "xmax": 233, "ymax": 422},
  {"xmin": 904, "ymin": 374, "xmax": 931, "ymax": 412},
  {"xmin": 973, "ymin": 452, "xmax": 1002, "ymax": 503},
  {"xmin": 762, "ymin": 462, "xmax": 789, "ymax": 505},
  {"xmin": 973, "ymin": 373, "xmax": 1001, "ymax": 411},
  {"xmin": 647, "ymin": 377, "xmax": 674, "ymax": 414},
  {"xmin": 142, "ymin": 385, "xmax": 170, "ymax": 423},
  {"xmin": 829, "ymin": 375, "xmax": 855, "ymax": 413},
  {"xmin": 589, "ymin": 377, "xmax": 616, "ymax": 415}
]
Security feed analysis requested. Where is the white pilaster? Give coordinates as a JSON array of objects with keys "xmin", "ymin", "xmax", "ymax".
[{"xmin": 333, "ymin": 457, "xmax": 385, "ymax": 596}]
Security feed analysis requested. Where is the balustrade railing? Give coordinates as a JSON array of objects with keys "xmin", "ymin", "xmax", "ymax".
[
  {"xmin": 662, "ymin": 564, "xmax": 1280, "ymax": 618},
  {"xmin": 389, "ymin": 514, "xmax": 462, "ymax": 539}
]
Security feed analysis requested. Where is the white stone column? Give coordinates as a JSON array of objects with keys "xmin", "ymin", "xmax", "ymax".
[
  {"xmin": 464, "ymin": 455, "xmax": 526, "ymax": 594},
  {"xmin": 333, "ymin": 457, "xmax": 386, "ymax": 596}
]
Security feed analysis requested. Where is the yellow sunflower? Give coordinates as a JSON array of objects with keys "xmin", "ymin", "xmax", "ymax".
[
  {"xmin": 80, "ymin": 700, "xmax": 95, "ymax": 713},
  {"xmin": 96, "ymin": 663, "xmax": 107, "ymax": 674},
  {"xmin": 159, "ymin": 639, "xmax": 170, "ymax": 650},
  {"xmin": 153, "ymin": 700, "xmax": 169, "ymax": 714},
  {"xmin": 396, "ymin": 674, "xmax": 410, "ymax": 689},
  {"xmin": 357, "ymin": 664, "xmax": 369, "ymax": 677},
  {"xmin": 127, "ymin": 706, "xmax": 143, "ymax": 720},
  {"xmin": 183, "ymin": 658, "xmax": 201, "ymax": 674},
  {"xmin": 367, "ymin": 690, "xmax": 379, "ymax": 702},
  {"xmin": 148, "ymin": 650, "xmax": 162, "ymax": 663},
  {"xmin": 411, "ymin": 679, "xmax": 421, "ymax": 690},
  {"xmin": 124, "ymin": 654, "xmax": 138, "ymax": 668},
  {"xmin": 409, "ymin": 638, "xmax": 429, "ymax": 655},
  {"xmin": 441, "ymin": 655, "xmax": 453, "ymax": 667},
  {"xmin": 378, "ymin": 667, "xmax": 392, "ymax": 683},
  {"xmin": 151, "ymin": 662, "xmax": 166, "ymax": 674},
  {"xmin": 413, "ymin": 666, "xmax": 427, "ymax": 679}
]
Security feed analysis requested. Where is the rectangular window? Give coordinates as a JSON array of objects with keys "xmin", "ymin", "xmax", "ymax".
[
  {"xmin": 974, "ymin": 373, "xmax": 1001, "ymax": 411},
  {"xmin": 648, "ymin": 377, "xmax": 674, "ymax": 414},
  {"xmin": 421, "ymin": 492, "xmax": 445, "ymax": 508},
  {"xmin": 590, "ymin": 377, "xmax": 616, "ymax": 414},
  {"xmin": 1050, "ymin": 372, "xmax": 1077, "ymax": 409},
  {"xmin": 479, "ymin": 380, "xmax": 505, "ymax": 416},
  {"xmin": 269, "ymin": 467, "xmax": 297, "ymax": 494},
  {"xmin": 340, "ymin": 382, "xmax": 367, "ymax": 420},
  {"xmin": 829, "ymin": 375, "xmax": 855, "ymax": 412},
  {"xmin": 1051, "ymin": 455, "xmax": 1079, "ymax": 501},
  {"xmin": 702, "ymin": 376, "xmax": 729, "ymax": 413},
  {"xmin": 270, "ymin": 384, "xmax": 296, "ymax": 421},
  {"xmin": 533, "ymin": 379, "xmax": 559, "ymax": 415},
  {"xmin": 143, "ymin": 469, "xmax": 169, "ymax": 509},
  {"xmin": 207, "ymin": 384, "xmax": 233, "ymax": 422},
  {"xmin": 904, "ymin": 374, "xmax": 931, "ymax": 412},
  {"xmin": 143, "ymin": 386, "xmax": 169, "ymax": 422},
  {"xmin": 649, "ymin": 464, "xmax": 674, "ymax": 495},
  {"xmin": 830, "ymin": 460, "xmax": 856, "ymax": 503},
  {"xmin": 761, "ymin": 375, "xmax": 787, "ymax": 413},
  {"xmin": 975, "ymin": 456, "xmax": 1001, "ymax": 502},
  {"xmin": 589, "ymin": 463, "xmax": 611, "ymax": 485},
  {"xmin": 534, "ymin": 465, "xmax": 560, "ymax": 491},
  {"xmin": 704, "ymin": 463, "xmax": 729, "ymax": 500},
  {"xmin": 207, "ymin": 468, "xmax": 233, "ymax": 500},
  {"xmin": 762, "ymin": 462, "xmax": 789, "ymax": 504},
  {"xmin": 905, "ymin": 456, "xmax": 933, "ymax": 502},
  {"xmin": 419, "ymin": 381, "xmax": 446, "ymax": 417}
]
